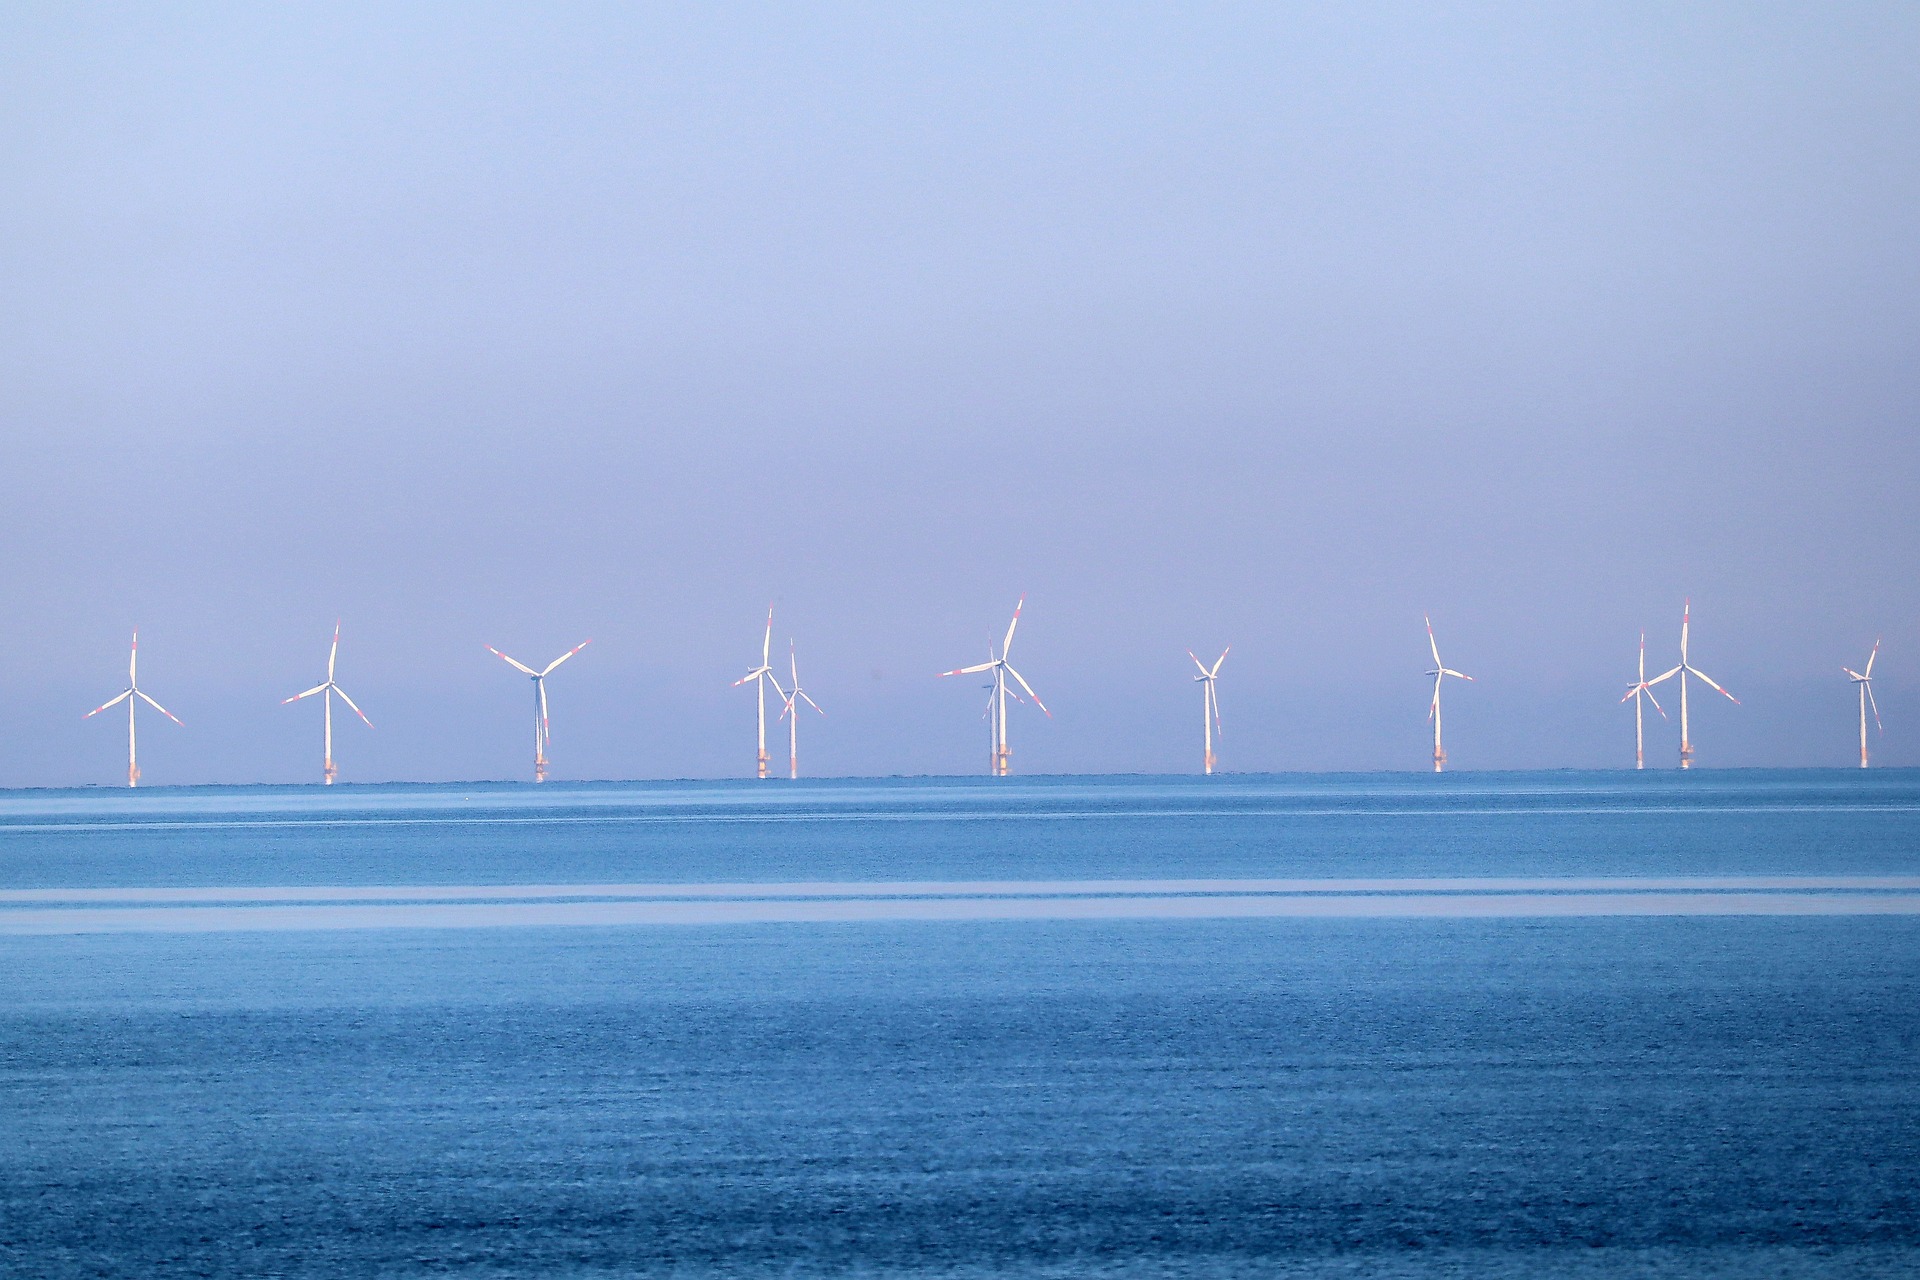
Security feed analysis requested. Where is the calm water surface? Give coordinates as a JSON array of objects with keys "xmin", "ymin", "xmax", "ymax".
[{"xmin": 2, "ymin": 772, "xmax": 1917, "ymax": 1276}]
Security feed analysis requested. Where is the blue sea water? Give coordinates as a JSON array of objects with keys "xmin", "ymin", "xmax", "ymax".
[{"xmin": 2, "ymin": 771, "xmax": 1917, "ymax": 1276}]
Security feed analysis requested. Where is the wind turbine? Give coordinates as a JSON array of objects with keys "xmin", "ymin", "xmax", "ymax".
[
  {"xmin": 938, "ymin": 595, "xmax": 1049, "ymax": 776},
  {"xmin": 1424, "ymin": 615, "xmax": 1473, "ymax": 773},
  {"xmin": 1843, "ymin": 640, "xmax": 1882, "ymax": 769},
  {"xmin": 282, "ymin": 621, "xmax": 373, "ymax": 785},
  {"xmin": 1618, "ymin": 631, "xmax": 1667, "ymax": 770},
  {"xmin": 1187, "ymin": 647, "xmax": 1228, "ymax": 774},
  {"xmin": 733, "ymin": 605, "xmax": 787, "ymax": 779},
  {"xmin": 777, "ymin": 639, "xmax": 826, "ymax": 779},
  {"xmin": 84, "ymin": 628, "xmax": 182, "ymax": 787},
  {"xmin": 1646, "ymin": 599, "xmax": 1738, "ymax": 768},
  {"xmin": 487, "ymin": 639, "xmax": 592, "ymax": 782}
]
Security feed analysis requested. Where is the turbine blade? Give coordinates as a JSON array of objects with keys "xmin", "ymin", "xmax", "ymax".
[
  {"xmin": 763, "ymin": 605, "xmax": 773, "ymax": 666},
  {"xmin": 137, "ymin": 690, "xmax": 184, "ymax": 726},
  {"xmin": 328, "ymin": 620, "xmax": 340, "ymax": 681},
  {"xmin": 1644, "ymin": 685, "xmax": 1667, "ymax": 718},
  {"xmin": 1687, "ymin": 665, "xmax": 1739, "ymax": 704},
  {"xmin": 1425, "ymin": 615, "xmax": 1442, "ymax": 667},
  {"xmin": 541, "ymin": 639, "xmax": 592, "ymax": 677},
  {"xmin": 1866, "ymin": 640, "xmax": 1879, "ymax": 678},
  {"xmin": 1868, "ymin": 683, "xmax": 1883, "ymax": 733},
  {"xmin": 1187, "ymin": 649, "xmax": 1209, "ymax": 676},
  {"xmin": 284, "ymin": 683, "xmax": 329, "ymax": 704},
  {"xmin": 939, "ymin": 663, "xmax": 997, "ymax": 677},
  {"xmin": 129, "ymin": 628, "xmax": 138, "ymax": 684},
  {"xmin": 801, "ymin": 691, "xmax": 825, "ymax": 717},
  {"xmin": 1003, "ymin": 594, "xmax": 1026, "ymax": 657},
  {"xmin": 85, "ymin": 690, "xmax": 132, "ymax": 718},
  {"xmin": 1443, "ymin": 669, "xmax": 1474, "ymax": 682},
  {"xmin": 1843, "ymin": 668, "xmax": 1865, "ymax": 681},
  {"xmin": 539, "ymin": 680, "xmax": 551, "ymax": 745},
  {"xmin": 333, "ymin": 685, "xmax": 373, "ymax": 728},
  {"xmin": 1211, "ymin": 647, "xmax": 1229, "ymax": 678},
  {"xmin": 1004, "ymin": 664, "xmax": 1050, "ymax": 717},
  {"xmin": 1647, "ymin": 666, "xmax": 1682, "ymax": 686},
  {"xmin": 487, "ymin": 646, "xmax": 538, "ymax": 676}
]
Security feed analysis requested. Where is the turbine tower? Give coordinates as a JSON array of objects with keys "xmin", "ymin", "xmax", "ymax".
[
  {"xmin": 84, "ymin": 628, "xmax": 182, "ymax": 787},
  {"xmin": 777, "ymin": 639, "xmax": 826, "ymax": 779},
  {"xmin": 1618, "ymin": 631, "xmax": 1667, "ymax": 770},
  {"xmin": 938, "ymin": 595, "xmax": 1049, "ymax": 776},
  {"xmin": 1646, "ymin": 599, "xmax": 1738, "ymax": 769},
  {"xmin": 282, "ymin": 621, "xmax": 373, "ymax": 785},
  {"xmin": 1843, "ymin": 640, "xmax": 1882, "ymax": 768},
  {"xmin": 487, "ymin": 639, "xmax": 592, "ymax": 782},
  {"xmin": 1187, "ymin": 647, "xmax": 1228, "ymax": 774},
  {"xmin": 733, "ymin": 605, "xmax": 787, "ymax": 779},
  {"xmin": 1424, "ymin": 615, "xmax": 1473, "ymax": 773}
]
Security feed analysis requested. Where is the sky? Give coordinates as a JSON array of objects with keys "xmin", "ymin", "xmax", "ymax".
[{"xmin": 2, "ymin": 2, "xmax": 1917, "ymax": 785}]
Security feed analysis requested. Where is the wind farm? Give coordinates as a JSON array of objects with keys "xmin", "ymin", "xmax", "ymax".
[{"xmin": 32, "ymin": 599, "xmax": 1905, "ymax": 782}]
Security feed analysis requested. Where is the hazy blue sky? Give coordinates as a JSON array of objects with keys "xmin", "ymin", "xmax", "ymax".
[{"xmin": 3, "ymin": 3, "xmax": 1917, "ymax": 784}]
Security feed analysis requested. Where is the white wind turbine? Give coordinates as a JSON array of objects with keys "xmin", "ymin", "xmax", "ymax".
[
  {"xmin": 1618, "ymin": 631, "xmax": 1667, "ymax": 770},
  {"xmin": 487, "ymin": 639, "xmax": 592, "ymax": 782},
  {"xmin": 283, "ymin": 621, "xmax": 373, "ymax": 785},
  {"xmin": 733, "ymin": 605, "xmax": 787, "ymax": 779},
  {"xmin": 84, "ymin": 628, "xmax": 183, "ymax": 787},
  {"xmin": 1843, "ymin": 640, "xmax": 1882, "ymax": 769},
  {"xmin": 938, "ymin": 595, "xmax": 1049, "ymax": 776},
  {"xmin": 777, "ymin": 639, "xmax": 826, "ymax": 779},
  {"xmin": 1646, "ymin": 599, "xmax": 1738, "ymax": 769},
  {"xmin": 1424, "ymin": 615, "xmax": 1474, "ymax": 773},
  {"xmin": 1187, "ymin": 647, "xmax": 1228, "ymax": 774}
]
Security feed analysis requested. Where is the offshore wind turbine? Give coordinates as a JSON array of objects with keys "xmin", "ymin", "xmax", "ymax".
[
  {"xmin": 777, "ymin": 639, "xmax": 826, "ymax": 779},
  {"xmin": 84, "ymin": 628, "xmax": 182, "ymax": 787},
  {"xmin": 1646, "ymin": 599, "xmax": 1738, "ymax": 769},
  {"xmin": 938, "ymin": 595, "xmax": 1049, "ymax": 776},
  {"xmin": 1618, "ymin": 631, "xmax": 1667, "ymax": 770},
  {"xmin": 1187, "ymin": 647, "xmax": 1228, "ymax": 774},
  {"xmin": 487, "ymin": 639, "xmax": 591, "ymax": 782},
  {"xmin": 282, "ymin": 621, "xmax": 373, "ymax": 785},
  {"xmin": 1424, "ymin": 615, "xmax": 1473, "ymax": 773},
  {"xmin": 1843, "ymin": 640, "xmax": 1882, "ymax": 768},
  {"xmin": 733, "ymin": 605, "xmax": 787, "ymax": 779}
]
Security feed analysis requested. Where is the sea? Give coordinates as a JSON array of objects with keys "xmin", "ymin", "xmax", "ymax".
[{"xmin": 2, "ymin": 770, "xmax": 1917, "ymax": 1278}]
